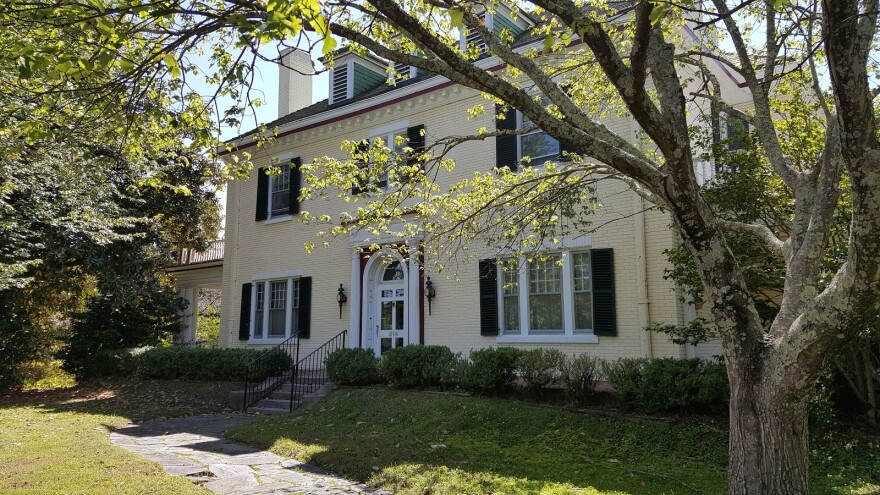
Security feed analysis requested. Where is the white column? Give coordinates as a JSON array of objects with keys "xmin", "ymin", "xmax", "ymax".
[
  {"xmin": 178, "ymin": 288, "xmax": 198, "ymax": 343},
  {"xmin": 633, "ymin": 194, "xmax": 653, "ymax": 358},
  {"xmin": 407, "ymin": 242, "xmax": 421, "ymax": 345},
  {"xmin": 348, "ymin": 250, "xmax": 362, "ymax": 348}
]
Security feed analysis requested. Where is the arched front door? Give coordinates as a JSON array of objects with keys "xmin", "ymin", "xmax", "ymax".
[{"xmin": 374, "ymin": 260, "xmax": 408, "ymax": 355}]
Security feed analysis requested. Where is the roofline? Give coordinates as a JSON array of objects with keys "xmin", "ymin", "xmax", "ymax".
[{"xmin": 223, "ymin": 29, "xmax": 750, "ymax": 155}]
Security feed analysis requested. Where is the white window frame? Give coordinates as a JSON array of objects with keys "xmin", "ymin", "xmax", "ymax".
[
  {"xmin": 459, "ymin": 12, "xmax": 494, "ymax": 52},
  {"xmin": 496, "ymin": 249, "xmax": 599, "ymax": 344},
  {"xmin": 516, "ymin": 110, "xmax": 561, "ymax": 168},
  {"xmin": 250, "ymin": 276, "xmax": 300, "ymax": 343},
  {"xmin": 365, "ymin": 123, "xmax": 409, "ymax": 191},
  {"xmin": 267, "ymin": 163, "xmax": 291, "ymax": 219}
]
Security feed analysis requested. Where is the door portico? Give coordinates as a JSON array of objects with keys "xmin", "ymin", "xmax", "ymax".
[{"xmin": 351, "ymin": 246, "xmax": 423, "ymax": 354}]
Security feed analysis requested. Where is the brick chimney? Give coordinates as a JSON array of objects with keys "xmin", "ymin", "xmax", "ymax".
[{"xmin": 278, "ymin": 47, "xmax": 314, "ymax": 118}]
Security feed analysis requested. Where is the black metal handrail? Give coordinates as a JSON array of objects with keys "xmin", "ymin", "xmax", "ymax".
[
  {"xmin": 242, "ymin": 332, "xmax": 300, "ymax": 411},
  {"xmin": 288, "ymin": 330, "xmax": 347, "ymax": 412}
]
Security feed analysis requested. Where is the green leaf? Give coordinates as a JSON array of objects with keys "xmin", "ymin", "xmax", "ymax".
[
  {"xmin": 322, "ymin": 36, "xmax": 337, "ymax": 57},
  {"xmin": 449, "ymin": 9, "xmax": 464, "ymax": 30},
  {"xmin": 649, "ymin": 5, "xmax": 668, "ymax": 24}
]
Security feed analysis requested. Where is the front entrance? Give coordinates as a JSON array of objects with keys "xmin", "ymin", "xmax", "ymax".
[{"xmin": 374, "ymin": 261, "xmax": 408, "ymax": 355}]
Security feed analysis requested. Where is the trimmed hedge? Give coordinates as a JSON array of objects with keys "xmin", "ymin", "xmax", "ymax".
[
  {"xmin": 326, "ymin": 348, "xmax": 382, "ymax": 385},
  {"xmin": 602, "ymin": 357, "xmax": 729, "ymax": 413},
  {"xmin": 380, "ymin": 345, "xmax": 458, "ymax": 388},
  {"xmin": 134, "ymin": 347, "xmax": 290, "ymax": 382},
  {"xmin": 517, "ymin": 348, "xmax": 565, "ymax": 393},
  {"xmin": 459, "ymin": 347, "xmax": 522, "ymax": 393},
  {"xmin": 560, "ymin": 354, "xmax": 601, "ymax": 405}
]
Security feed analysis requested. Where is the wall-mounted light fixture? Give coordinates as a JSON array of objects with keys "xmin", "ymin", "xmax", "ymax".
[
  {"xmin": 425, "ymin": 276, "xmax": 436, "ymax": 315},
  {"xmin": 336, "ymin": 284, "xmax": 347, "ymax": 319}
]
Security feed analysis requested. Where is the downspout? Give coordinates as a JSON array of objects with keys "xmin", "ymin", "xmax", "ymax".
[{"xmin": 634, "ymin": 194, "xmax": 653, "ymax": 358}]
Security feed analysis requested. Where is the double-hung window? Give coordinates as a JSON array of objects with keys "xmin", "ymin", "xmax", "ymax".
[
  {"xmin": 518, "ymin": 111, "xmax": 561, "ymax": 166},
  {"xmin": 373, "ymin": 130, "xmax": 407, "ymax": 188},
  {"xmin": 499, "ymin": 250, "xmax": 595, "ymax": 339},
  {"xmin": 250, "ymin": 278, "xmax": 300, "ymax": 341},
  {"xmin": 269, "ymin": 164, "xmax": 291, "ymax": 217}
]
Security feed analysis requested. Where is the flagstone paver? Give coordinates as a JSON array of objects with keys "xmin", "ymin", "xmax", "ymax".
[{"xmin": 109, "ymin": 413, "xmax": 390, "ymax": 495}]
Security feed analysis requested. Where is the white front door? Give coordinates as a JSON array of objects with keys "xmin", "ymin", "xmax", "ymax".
[{"xmin": 375, "ymin": 282, "xmax": 407, "ymax": 355}]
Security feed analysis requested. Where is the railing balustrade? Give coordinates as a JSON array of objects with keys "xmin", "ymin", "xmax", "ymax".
[
  {"xmin": 242, "ymin": 333, "xmax": 300, "ymax": 411},
  {"xmin": 177, "ymin": 239, "xmax": 224, "ymax": 266},
  {"xmin": 288, "ymin": 330, "xmax": 347, "ymax": 412}
]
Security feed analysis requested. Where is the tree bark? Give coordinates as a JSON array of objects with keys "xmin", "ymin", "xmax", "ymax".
[{"xmin": 727, "ymin": 363, "xmax": 811, "ymax": 495}]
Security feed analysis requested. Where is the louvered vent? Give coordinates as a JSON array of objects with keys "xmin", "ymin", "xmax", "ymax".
[
  {"xmin": 331, "ymin": 64, "xmax": 348, "ymax": 103},
  {"xmin": 465, "ymin": 28, "xmax": 489, "ymax": 54}
]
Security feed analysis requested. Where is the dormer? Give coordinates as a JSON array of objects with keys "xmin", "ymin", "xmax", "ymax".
[
  {"xmin": 327, "ymin": 51, "xmax": 388, "ymax": 104},
  {"xmin": 459, "ymin": 4, "xmax": 532, "ymax": 54}
]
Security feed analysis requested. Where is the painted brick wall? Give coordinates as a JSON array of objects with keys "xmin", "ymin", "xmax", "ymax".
[{"xmin": 219, "ymin": 85, "xmax": 689, "ymax": 360}]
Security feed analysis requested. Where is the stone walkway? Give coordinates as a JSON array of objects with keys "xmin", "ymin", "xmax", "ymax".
[{"xmin": 109, "ymin": 414, "xmax": 390, "ymax": 495}]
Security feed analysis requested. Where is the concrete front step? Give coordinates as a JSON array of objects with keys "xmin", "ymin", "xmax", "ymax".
[{"xmin": 249, "ymin": 404, "xmax": 301, "ymax": 415}]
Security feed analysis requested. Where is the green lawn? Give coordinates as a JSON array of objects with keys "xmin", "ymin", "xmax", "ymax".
[
  {"xmin": 227, "ymin": 387, "xmax": 880, "ymax": 495},
  {"xmin": 0, "ymin": 379, "xmax": 240, "ymax": 495}
]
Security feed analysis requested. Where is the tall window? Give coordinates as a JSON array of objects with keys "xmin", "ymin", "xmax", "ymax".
[
  {"xmin": 251, "ymin": 278, "xmax": 300, "ymax": 340},
  {"xmin": 572, "ymin": 252, "xmax": 593, "ymax": 333},
  {"xmin": 518, "ymin": 112, "xmax": 560, "ymax": 166},
  {"xmin": 501, "ymin": 260, "xmax": 519, "ymax": 334},
  {"xmin": 529, "ymin": 255, "xmax": 563, "ymax": 333},
  {"xmin": 254, "ymin": 283, "xmax": 265, "ymax": 339},
  {"xmin": 269, "ymin": 164, "xmax": 291, "ymax": 217},
  {"xmin": 373, "ymin": 130, "xmax": 406, "ymax": 188},
  {"xmin": 499, "ymin": 250, "xmax": 594, "ymax": 336}
]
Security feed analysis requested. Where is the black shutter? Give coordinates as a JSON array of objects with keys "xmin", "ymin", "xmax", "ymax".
[
  {"xmin": 297, "ymin": 277, "xmax": 312, "ymax": 339},
  {"xmin": 238, "ymin": 283, "xmax": 252, "ymax": 340},
  {"xmin": 255, "ymin": 168, "xmax": 269, "ymax": 221},
  {"xmin": 407, "ymin": 124, "xmax": 426, "ymax": 169},
  {"xmin": 591, "ymin": 248, "xmax": 617, "ymax": 336},
  {"xmin": 478, "ymin": 259, "xmax": 499, "ymax": 336},
  {"xmin": 351, "ymin": 140, "xmax": 370, "ymax": 195},
  {"xmin": 495, "ymin": 105, "xmax": 518, "ymax": 171},
  {"xmin": 289, "ymin": 157, "xmax": 302, "ymax": 215}
]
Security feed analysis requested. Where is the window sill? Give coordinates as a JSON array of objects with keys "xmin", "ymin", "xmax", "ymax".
[
  {"xmin": 263, "ymin": 215, "xmax": 292, "ymax": 225},
  {"xmin": 249, "ymin": 337, "xmax": 292, "ymax": 344},
  {"xmin": 496, "ymin": 334, "xmax": 599, "ymax": 344}
]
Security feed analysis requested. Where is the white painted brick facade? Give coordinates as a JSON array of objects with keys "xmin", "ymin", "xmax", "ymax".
[{"xmin": 219, "ymin": 84, "xmax": 693, "ymax": 360}]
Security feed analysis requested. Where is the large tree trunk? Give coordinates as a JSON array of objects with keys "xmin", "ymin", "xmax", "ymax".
[{"xmin": 727, "ymin": 363, "xmax": 811, "ymax": 495}]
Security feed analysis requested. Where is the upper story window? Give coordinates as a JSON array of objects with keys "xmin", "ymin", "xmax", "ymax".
[
  {"xmin": 352, "ymin": 124, "xmax": 426, "ymax": 195},
  {"xmin": 269, "ymin": 164, "xmax": 291, "ymax": 217},
  {"xmin": 255, "ymin": 157, "xmax": 302, "ymax": 223},
  {"xmin": 518, "ymin": 111, "xmax": 560, "ymax": 166}
]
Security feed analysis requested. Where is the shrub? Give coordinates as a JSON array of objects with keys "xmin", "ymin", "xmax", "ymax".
[
  {"xmin": 459, "ymin": 347, "xmax": 522, "ymax": 393},
  {"xmin": 326, "ymin": 348, "xmax": 381, "ymax": 385},
  {"xmin": 134, "ymin": 347, "xmax": 290, "ymax": 382},
  {"xmin": 379, "ymin": 345, "xmax": 458, "ymax": 388},
  {"xmin": 601, "ymin": 358, "xmax": 648, "ymax": 408},
  {"xmin": 603, "ymin": 357, "xmax": 729, "ymax": 413},
  {"xmin": 516, "ymin": 348, "xmax": 565, "ymax": 393},
  {"xmin": 79, "ymin": 348, "xmax": 137, "ymax": 379},
  {"xmin": 560, "ymin": 354, "xmax": 601, "ymax": 405}
]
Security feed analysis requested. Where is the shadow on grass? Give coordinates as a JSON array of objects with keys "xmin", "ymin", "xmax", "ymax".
[{"xmin": 225, "ymin": 387, "xmax": 731, "ymax": 495}]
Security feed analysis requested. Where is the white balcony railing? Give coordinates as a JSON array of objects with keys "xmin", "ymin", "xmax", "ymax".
[{"xmin": 177, "ymin": 239, "xmax": 224, "ymax": 265}]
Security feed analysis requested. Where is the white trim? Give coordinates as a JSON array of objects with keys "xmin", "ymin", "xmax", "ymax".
[
  {"xmin": 263, "ymin": 215, "xmax": 293, "ymax": 225},
  {"xmin": 276, "ymin": 151, "xmax": 296, "ymax": 162},
  {"xmin": 348, "ymin": 250, "xmax": 362, "ymax": 349},
  {"xmin": 495, "ymin": 235, "xmax": 592, "ymax": 255},
  {"xmin": 252, "ymin": 268, "xmax": 303, "ymax": 281},
  {"xmin": 369, "ymin": 121, "xmax": 409, "ymax": 138},
  {"xmin": 496, "ymin": 334, "xmax": 599, "ymax": 344}
]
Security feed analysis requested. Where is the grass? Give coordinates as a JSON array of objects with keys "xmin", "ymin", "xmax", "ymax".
[
  {"xmin": 226, "ymin": 387, "xmax": 880, "ymax": 495},
  {"xmin": 0, "ymin": 379, "xmax": 240, "ymax": 495}
]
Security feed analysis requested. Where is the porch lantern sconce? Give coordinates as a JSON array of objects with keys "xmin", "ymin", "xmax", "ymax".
[
  {"xmin": 336, "ymin": 284, "xmax": 347, "ymax": 319},
  {"xmin": 425, "ymin": 276, "xmax": 436, "ymax": 316}
]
